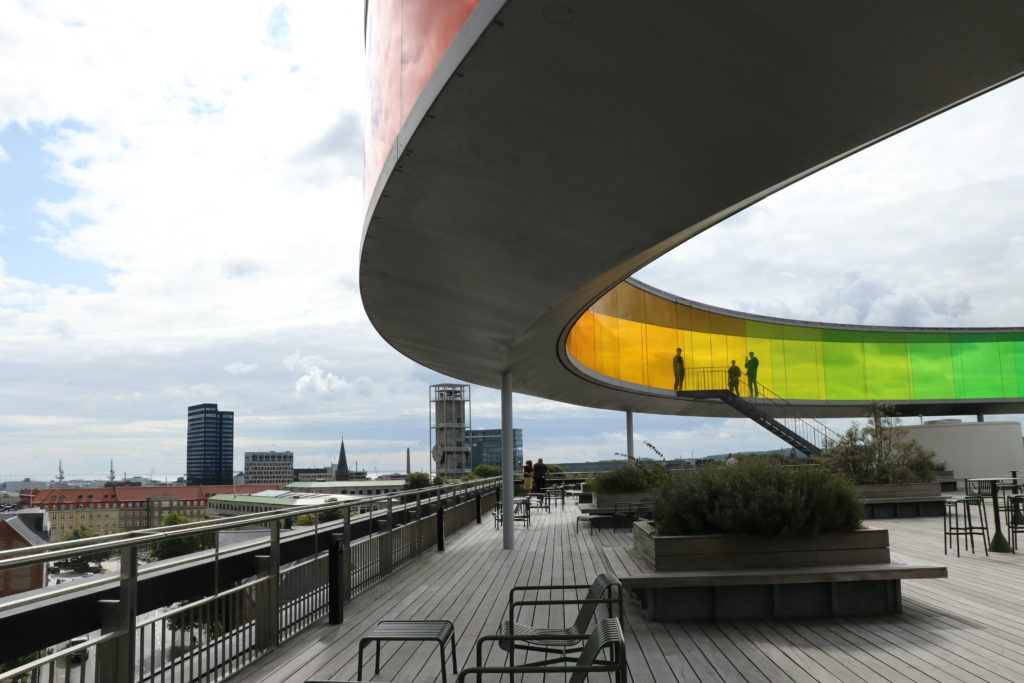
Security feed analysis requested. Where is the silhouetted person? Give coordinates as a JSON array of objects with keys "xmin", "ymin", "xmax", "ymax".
[
  {"xmin": 534, "ymin": 458, "xmax": 548, "ymax": 493},
  {"xmin": 523, "ymin": 459, "xmax": 534, "ymax": 493},
  {"xmin": 673, "ymin": 347, "xmax": 685, "ymax": 395},
  {"xmin": 727, "ymin": 360, "xmax": 741, "ymax": 395},
  {"xmin": 745, "ymin": 351, "xmax": 759, "ymax": 397}
]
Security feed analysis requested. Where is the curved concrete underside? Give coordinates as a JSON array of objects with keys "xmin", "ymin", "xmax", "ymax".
[{"xmin": 360, "ymin": 1, "xmax": 1024, "ymax": 418}]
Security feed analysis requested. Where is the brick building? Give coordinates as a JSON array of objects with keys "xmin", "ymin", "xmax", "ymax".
[
  {"xmin": 21, "ymin": 484, "xmax": 280, "ymax": 541},
  {"xmin": 0, "ymin": 511, "xmax": 49, "ymax": 597}
]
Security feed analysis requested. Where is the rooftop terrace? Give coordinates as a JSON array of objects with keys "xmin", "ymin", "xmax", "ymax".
[{"xmin": 242, "ymin": 500, "xmax": 1024, "ymax": 683}]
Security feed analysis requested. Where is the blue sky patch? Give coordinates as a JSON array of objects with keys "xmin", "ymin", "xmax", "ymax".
[{"xmin": 0, "ymin": 123, "xmax": 112, "ymax": 291}]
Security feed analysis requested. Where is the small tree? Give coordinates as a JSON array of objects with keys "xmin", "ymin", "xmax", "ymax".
[
  {"xmin": 66, "ymin": 525, "xmax": 114, "ymax": 570},
  {"xmin": 404, "ymin": 472, "xmax": 431, "ymax": 490},
  {"xmin": 472, "ymin": 464, "xmax": 502, "ymax": 478},
  {"xmin": 149, "ymin": 511, "xmax": 215, "ymax": 561},
  {"xmin": 821, "ymin": 403, "xmax": 936, "ymax": 485}
]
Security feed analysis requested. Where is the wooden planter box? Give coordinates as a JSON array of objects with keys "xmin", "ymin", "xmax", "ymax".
[
  {"xmin": 623, "ymin": 523, "xmax": 943, "ymax": 620},
  {"xmin": 631, "ymin": 521, "xmax": 890, "ymax": 571},
  {"xmin": 591, "ymin": 492, "xmax": 653, "ymax": 510},
  {"xmin": 855, "ymin": 482, "xmax": 944, "ymax": 519}
]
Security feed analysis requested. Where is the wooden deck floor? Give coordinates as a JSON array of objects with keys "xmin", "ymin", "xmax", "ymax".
[{"xmin": 239, "ymin": 501, "xmax": 1024, "ymax": 683}]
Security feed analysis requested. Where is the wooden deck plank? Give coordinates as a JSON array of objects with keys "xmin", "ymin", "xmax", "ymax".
[{"xmin": 236, "ymin": 505, "xmax": 1024, "ymax": 683}]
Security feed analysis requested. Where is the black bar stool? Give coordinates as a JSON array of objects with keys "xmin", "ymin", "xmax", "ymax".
[
  {"xmin": 944, "ymin": 495, "xmax": 989, "ymax": 556},
  {"xmin": 1005, "ymin": 493, "xmax": 1024, "ymax": 551}
]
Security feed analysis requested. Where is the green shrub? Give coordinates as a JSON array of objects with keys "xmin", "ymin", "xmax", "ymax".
[
  {"xmin": 589, "ymin": 462, "xmax": 666, "ymax": 494},
  {"xmin": 820, "ymin": 403, "xmax": 936, "ymax": 485},
  {"xmin": 472, "ymin": 464, "xmax": 502, "ymax": 478},
  {"xmin": 653, "ymin": 461, "xmax": 862, "ymax": 536},
  {"xmin": 404, "ymin": 472, "xmax": 431, "ymax": 490}
]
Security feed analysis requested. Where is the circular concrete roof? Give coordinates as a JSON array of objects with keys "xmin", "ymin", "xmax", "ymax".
[{"xmin": 360, "ymin": 1, "xmax": 1024, "ymax": 418}]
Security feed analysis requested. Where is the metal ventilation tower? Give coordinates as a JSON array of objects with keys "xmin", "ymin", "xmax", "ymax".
[{"xmin": 429, "ymin": 383, "xmax": 471, "ymax": 478}]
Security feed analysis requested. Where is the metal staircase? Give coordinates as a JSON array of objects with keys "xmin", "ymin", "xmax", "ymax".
[{"xmin": 679, "ymin": 368, "xmax": 841, "ymax": 457}]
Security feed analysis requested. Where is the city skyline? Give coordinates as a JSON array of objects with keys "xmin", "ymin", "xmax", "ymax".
[{"xmin": 2, "ymin": 3, "xmax": 1023, "ymax": 481}]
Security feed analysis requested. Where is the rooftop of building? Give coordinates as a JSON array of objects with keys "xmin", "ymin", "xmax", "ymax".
[
  {"xmin": 285, "ymin": 481, "xmax": 404, "ymax": 490},
  {"xmin": 23, "ymin": 484, "xmax": 280, "ymax": 504},
  {"xmin": 243, "ymin": 500, "xmax": 1024, "ymax": 682},
  {"xmin": 208, "ymin": 491, "xmax": 363, "ymax": 506}
]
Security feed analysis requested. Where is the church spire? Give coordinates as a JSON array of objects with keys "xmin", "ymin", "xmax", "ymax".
[{"xmin": 335, "ymin": 437, "xmax": 349, "ymax": 481}]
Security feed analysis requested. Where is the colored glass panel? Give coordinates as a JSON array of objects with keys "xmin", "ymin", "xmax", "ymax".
[
  {"xmin": 907, "ymin": 334, "xmax": 955, "ymax": 399},
  {"xmin": 566, "ymin": 281, "xmax": 1024, "ymax": 404}
]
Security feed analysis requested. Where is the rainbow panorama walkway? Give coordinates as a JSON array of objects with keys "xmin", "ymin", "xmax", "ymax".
[{"xmin": 238, "ymin": 501, "xmax": 1024, "ymax": 683}]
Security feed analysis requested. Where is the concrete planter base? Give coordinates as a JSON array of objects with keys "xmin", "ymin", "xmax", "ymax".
[
  {"xmin": 628, "ymin": 523, "xmax": 915, "ymax": 620},
  {"xmin": 855, "ymin": 483, "xmax": 944, "ymax": 519}
]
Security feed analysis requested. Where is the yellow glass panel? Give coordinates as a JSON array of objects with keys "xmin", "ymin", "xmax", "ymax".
[
  {"xmin": 618, "ymin": 317, "xmax": 646, "ymax": 385},
  {"xmin": 646, "ymin": 322, "xmax": 679, "ymax": 390},
  {"xmin": 593, "ymin": 312, "xmax": 619, "ymax": 379},
  {"xmin": 643, "ymin": 290, "xmax": 676, "ymax": 328},
  {"xmin": 569, "ymin": 311, "xmax": 597, "ymax": 370}
]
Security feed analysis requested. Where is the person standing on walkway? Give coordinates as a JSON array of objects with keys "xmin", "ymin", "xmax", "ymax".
[
  {"xmin": 727, "ymin": 360, "xmax": 741, "ymax": 395},
  {"xmin": 673, "ymin": 347, "xmax": 686, "ymax": 395},
  {"xmin": 533, "ymin": 458, "xmax": 548, "ymax": 493},
  {"xmin": 745, "ymin": 351, "xmax": 759, "ymax": 397},
  {"xmin": 523, "ymin": 460, "xmax": 534, "ymax": 493}
]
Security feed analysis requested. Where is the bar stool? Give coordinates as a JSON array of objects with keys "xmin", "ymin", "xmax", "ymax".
[
  {"xmin": 1005, "ymin": 493, "xmax": 1024, "ymax": 551},
  {"xmin": 944, "ymin": 495, "xmax": 989, "ymax": 557}
]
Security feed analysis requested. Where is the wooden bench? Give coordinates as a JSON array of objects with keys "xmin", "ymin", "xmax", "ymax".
[
  {"xmin": 600, "ymin": 545, "xmax": 947, "ymax": 621},
  {"xmin": 856, "ymin": 483, "xmax": 946, "ymax": 519}
]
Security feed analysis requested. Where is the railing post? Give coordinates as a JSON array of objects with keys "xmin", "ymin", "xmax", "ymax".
[
  {"xmin": 254, "ymin": 519, "xmax": 281, "ymax": 651},
  {"xmin": 436, "ymin": 503, "xmax": 445, "ymax": 552},
  {"xmin": 96, "ymin": 544, "xmax": 137, "ymax": 683},
  {"xmin": 97, "ymin": 599, "xmax": 122, "ymax": 683},
  {"xmin": 254, "ymin": 555, "xmax": 273, "ymax": 650},
  {"xmin": 379, "ymin": 497, "xmax": 393, "ymax": 575},
  {"xmin": 328, "ymin": 532, "xmax": 344, "ymax": 625},
  {"xmin": 341, "ymin": 510, "xmax": 352, "ymax": 602},
  {"xmin": 476, "ymin": 493, "xmax": 482, "ymax": 524}
]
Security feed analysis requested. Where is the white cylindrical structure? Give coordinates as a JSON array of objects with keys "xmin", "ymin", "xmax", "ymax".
[
  {"xmin": 904, "ymin": 420, "xmax": 1024, "ymax": 483},
  {"xmin": 626, "ymin": 410, "xmax": 634, "ymax": 460},
  {"xmin": 502, "ymin": 371, "xmax": 514, "ymax": 550}
]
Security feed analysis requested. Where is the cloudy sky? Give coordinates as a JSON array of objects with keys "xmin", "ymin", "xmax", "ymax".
[{"xmin": 1, "ymin": 3, "xmax": 1022, "ymax": 482}]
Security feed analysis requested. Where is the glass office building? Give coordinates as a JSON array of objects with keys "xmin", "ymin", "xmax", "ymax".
[
  {"xmin": 466, "ymin": 428, "xmax": 523, "ymax": 470},
  {"xmin": 186, "ymin": 403, "xmax": 234, "ymax": 485}
]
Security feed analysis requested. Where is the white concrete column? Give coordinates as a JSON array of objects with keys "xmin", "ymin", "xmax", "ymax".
[
  {"xmin": 626, "ymin": 410, "xmax": 634, "ymax": 461},
  {"xmin": 501, "ymin": 371, "xmax": 515, "ymax": 550}
]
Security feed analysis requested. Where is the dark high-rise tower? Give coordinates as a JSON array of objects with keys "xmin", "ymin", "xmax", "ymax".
[{"xmin": 186, "ymin": 403, "xmax": 234, "ymax": 485}]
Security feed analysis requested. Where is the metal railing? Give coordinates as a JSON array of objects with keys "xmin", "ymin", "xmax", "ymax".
[
  {"xmin": 683, "ymin": 367, "xmax": 841, "ymax": 454},
  {"xmin": 0, "ymin": 478, "xmax": 499, "ymax": 683}
]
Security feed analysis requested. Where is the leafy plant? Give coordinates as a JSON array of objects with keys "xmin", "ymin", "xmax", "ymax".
[
  {"xmin": 589, "ymin": 462, "xmax": 666, "ymax": 494},
  {"xmin": 472, "ymin": 464, "xmax": 502, "ymax": 478},
  {"xmin": 404, "ymin": 472, "xmax": 431, "ymax": 490},
  {"xmin": 820, "ymin": 403, "xmax": 936, "ymax": 485},
  {"xmin": 149, "ymin": 511, "xmax": 215, "ymax": 560},
  {"xmin": 653, "ymin": 460, "xmax": 862, "ymax": 536},
  {"xmin": 66, "ymin": 525, "xmax": 114, "ymax": 569}
]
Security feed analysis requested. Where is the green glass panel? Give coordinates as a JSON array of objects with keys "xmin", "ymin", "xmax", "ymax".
[
  {"xmin": 907, "ymin": 333, "xmax": 954, "ymax": 400},
  {"xmin": 998, "ymin": 340, "xmax": 1019, "ymax": 398},
  {"xmin": 955, "ymin": 333, "xmax": 1002, "ymax": 398},
  {"xmin": 1014, "ymin": 337, "xmax": 1024, "ymax": 399},
  {"xmin": 782, "ymin": 338, "xmax": 822, "ymax": 400},
  {"xmin": 821, "ymin": 329, "xmax": 866, "ymax": 400},
  {"xmin": 863, "ymin": 331, "xmax": 910, "ymax": 400},
  {"xmin": 783, "ymin": 325, "xmax": 823, "ymax": 400}
]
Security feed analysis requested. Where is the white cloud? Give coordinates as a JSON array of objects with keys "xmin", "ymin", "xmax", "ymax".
[
  {"xmin": 1, "ymin": 2, "xmax": 1020, "ymax": 480},
  {"xmin": 225, "ymin": 361, "xmax": 258, "ymax": 375},
  {"xmin": 637, "ymin": 77, "xmax": 1024, "ymax": 328},
  {"xmin": 294, "ymin": 366, "xmax": 348, "ymax": 395}
]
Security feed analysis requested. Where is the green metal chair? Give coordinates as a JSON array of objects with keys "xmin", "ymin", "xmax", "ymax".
[
  {"xmin": 479, "ymin": 573, "xmax": 621, "ymax": 669},
  {"xmin": 460, "ymin": 617, "xmax": 627, "ymax": 682}
]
